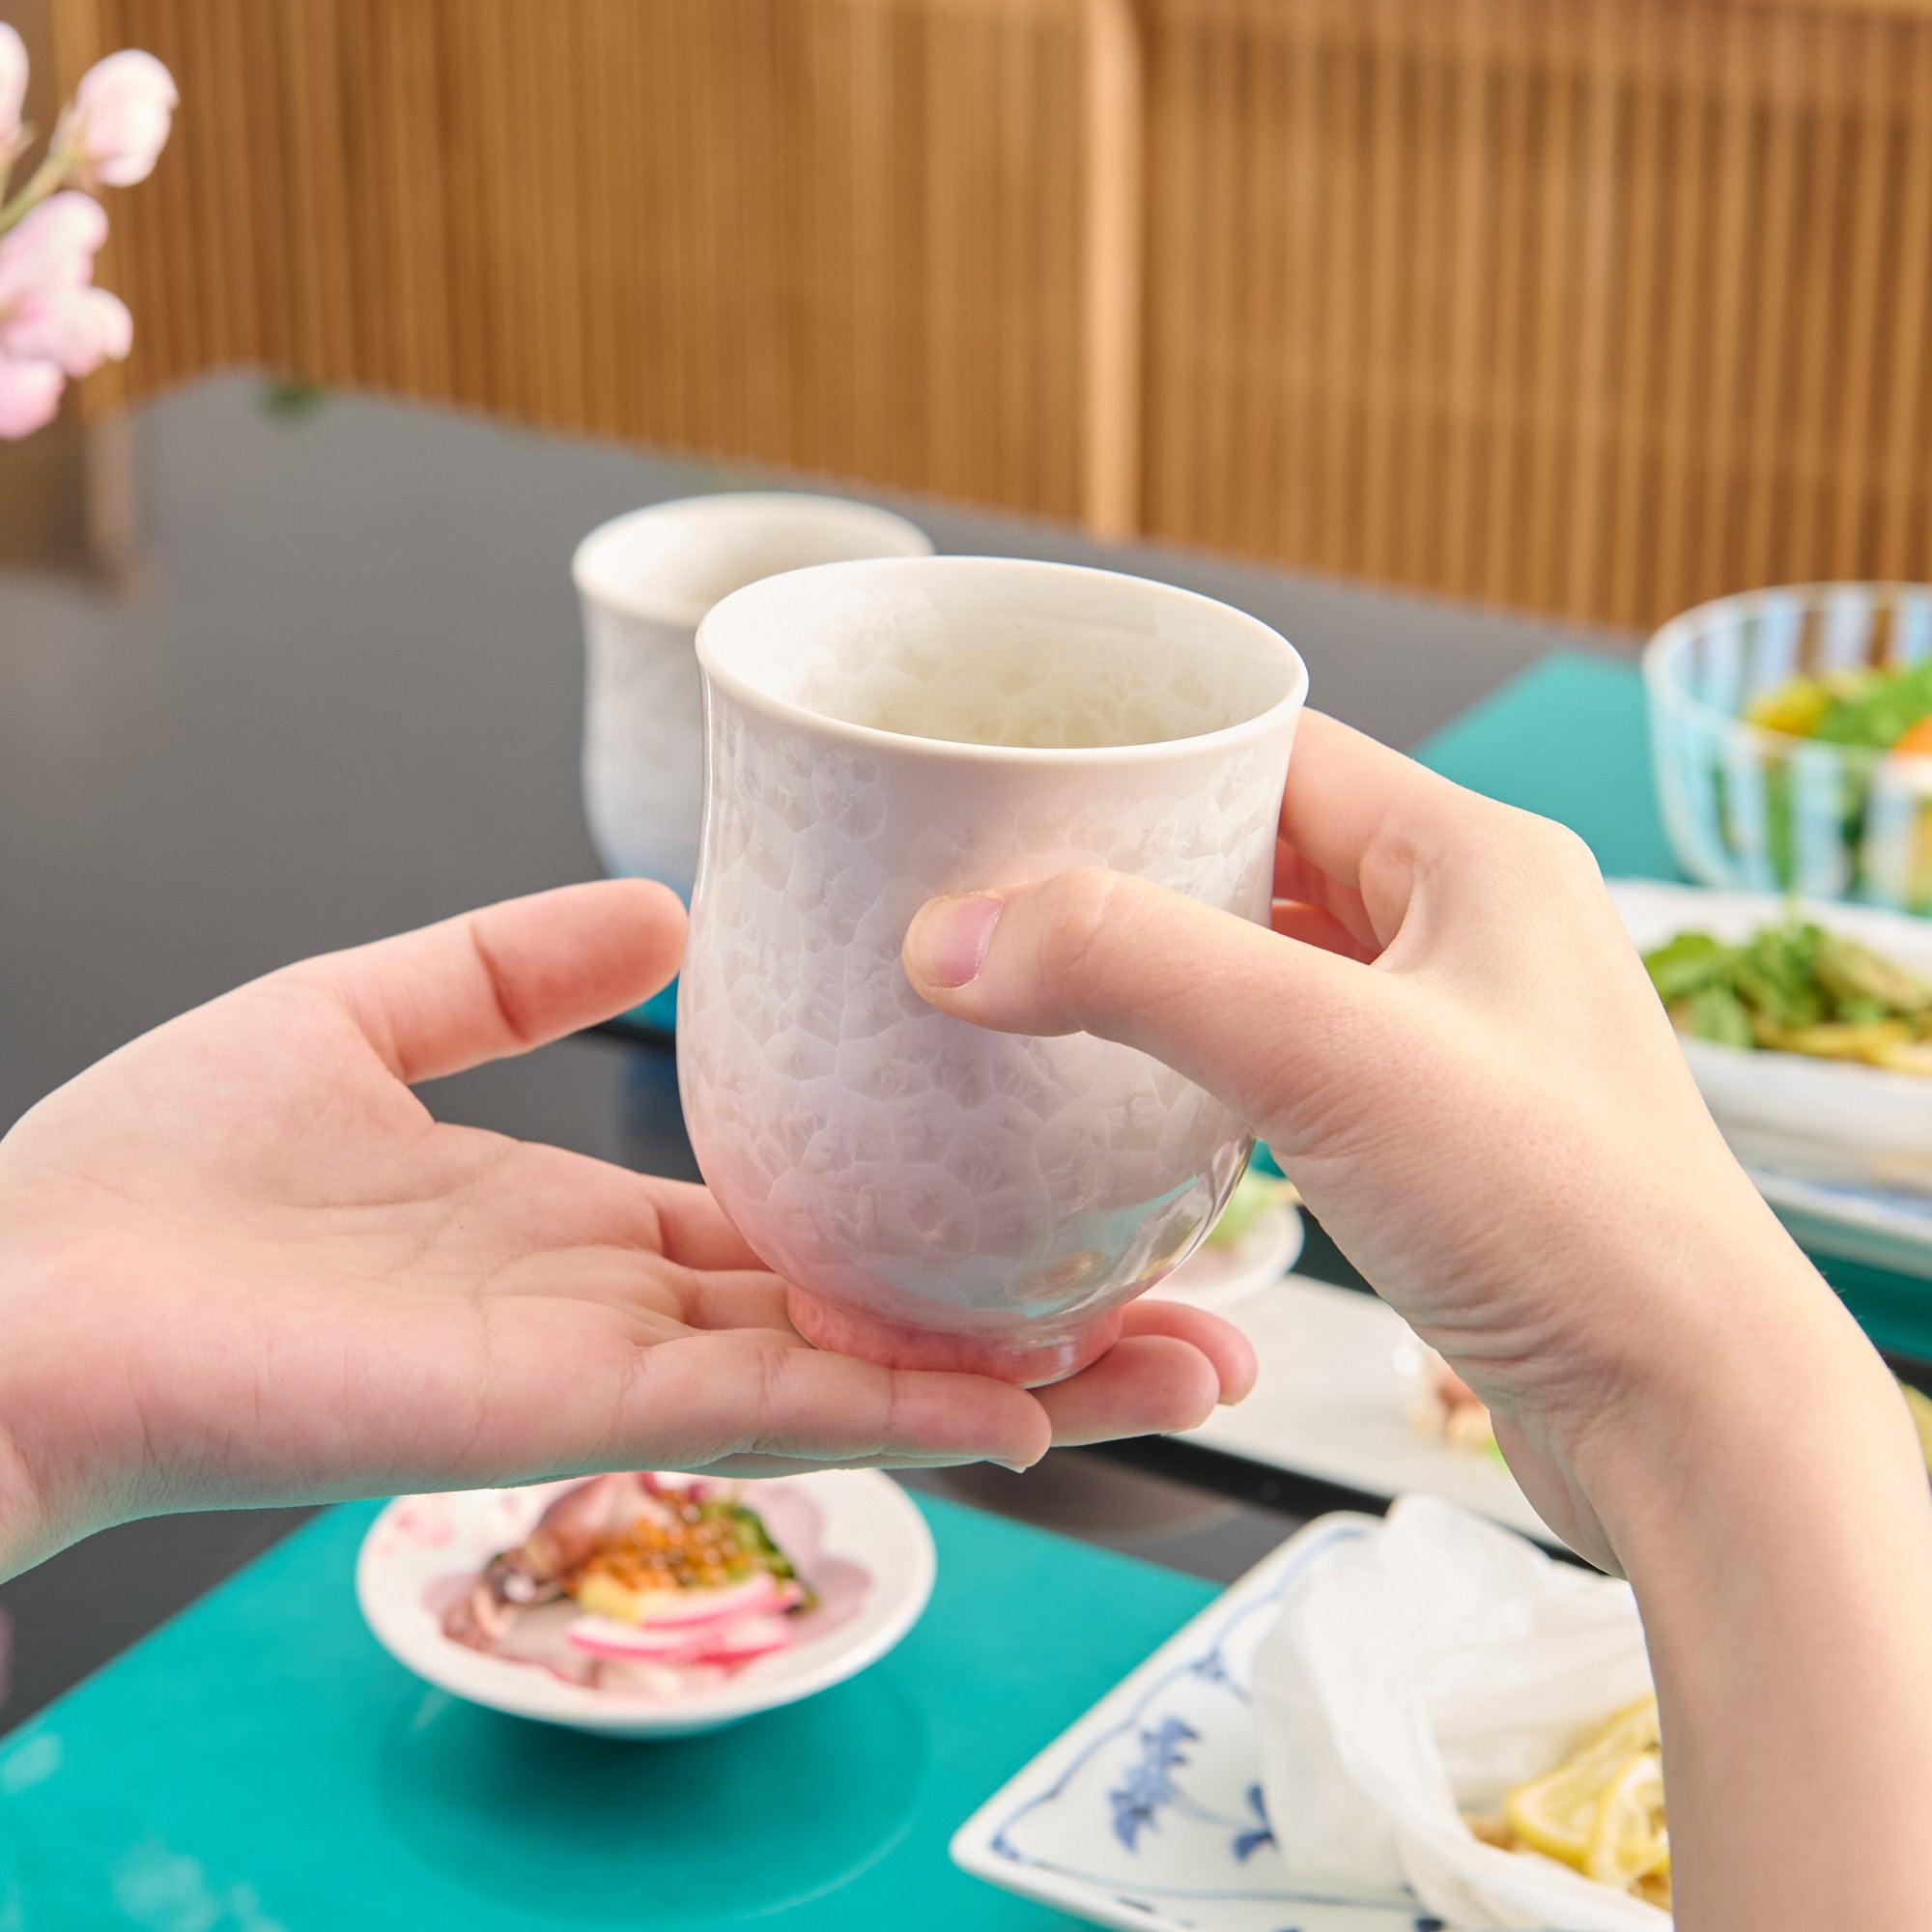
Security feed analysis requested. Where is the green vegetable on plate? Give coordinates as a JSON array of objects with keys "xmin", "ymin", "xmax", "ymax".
[{"xmin": 1641, "ymin": 916, "xmax": 1932, "ymax": 1076}]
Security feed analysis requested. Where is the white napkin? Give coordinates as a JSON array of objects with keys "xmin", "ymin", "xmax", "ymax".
[{"xmin": 1252, "ymin": 1495, "xmax": 1670, "ymax": 1930}]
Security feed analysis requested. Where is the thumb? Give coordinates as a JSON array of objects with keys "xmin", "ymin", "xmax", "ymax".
[{"xmin": 901, "ymin": 867, "xmax": 1388, "ymax": 1132}]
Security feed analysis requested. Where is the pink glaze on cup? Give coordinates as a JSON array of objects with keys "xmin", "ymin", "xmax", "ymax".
[{"xmin": 784, "ymin": 1285, "xmax": 1125, "ymax": 1387}]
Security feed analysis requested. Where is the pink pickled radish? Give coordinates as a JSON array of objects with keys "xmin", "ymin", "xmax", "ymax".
[
  {"xmin": 694, "ymin": 1615, "xmax": 792, "ymax": 1664},
  {"xmin": 567, "ymin": 1610, "xmax": 794, "ymax": 1665},
  {"xmin": 567, "ymin": 1616, "xmax": 706, "ymax": 1660},
  {"xmin": 639, "ymin": 1571, "xmax": 800, "ymax": 1627}
]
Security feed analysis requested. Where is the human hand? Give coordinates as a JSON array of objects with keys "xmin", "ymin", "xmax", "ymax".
[
  {"xmin": 0, "ymin": 881, "xmax": 1251, "ymax": 1579},
  {"xmin": 901, "ymin": 712, "xmax": 1889, "ymax": 1572}
]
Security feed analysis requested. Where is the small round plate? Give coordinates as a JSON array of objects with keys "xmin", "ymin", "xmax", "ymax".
[
  {"xmin": 1147, "ymin": 1205, "xmax": 1305, "ymax": 1313},
  {"xmin": 356, "ymin": 1469, "xmax": 935, "ymax": 1738}
]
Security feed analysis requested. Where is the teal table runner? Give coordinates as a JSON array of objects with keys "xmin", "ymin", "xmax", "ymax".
[
  {"xmin": 1411, "ymin": 650, "xmax": 1678, "ymax": 880},
  {"xmin": 628, "ymin": 979, "xmax": 679, "ymax": 1034},
  {"xmin": 0, "ymin": 1494, "xmax": 1212, "ymax": 1928},
  {"xmin": 1411, "ymin": 649, "xmax": 1930, "ymax": 1362}
]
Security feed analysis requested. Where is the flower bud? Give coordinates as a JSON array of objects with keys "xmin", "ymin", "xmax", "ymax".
[
  {"xmin": 71, "ymin": 49, "xmax": 176, "ymax": 189},
  {"xmin": 0, "ymin": 26, "xmax": 28, "ymax": 161}
]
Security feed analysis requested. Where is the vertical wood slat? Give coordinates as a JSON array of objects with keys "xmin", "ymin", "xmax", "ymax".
[
  {"xmin": 1877, "ymin": 27, "xmax": 1932, "ymax": 578},
  {"xmin": 1435, "ymin": 0, "xmax": 1493, "ymax": 600},
  {"xmin": 1471, "ymin": 2, "xmax": 1527, "ymax": 607},
  {"xmin": 1560, "ymin": 2, "xmax": 1626, "ymax": 620},
  {"xmin": 1387, "ymin": 1, "xmax": 1437, "ymax": 587},
  {"xmin": 1827, "ymin": 17, "xmax": 1894, "ymax": 578},
  {"xmin": 1645, "ymin": 3, "xmax": 1712, "ymax": 623},
  {"xmin": 1081, "ymin": 0, "xmax": 1143, "ymax": 537},
  {"xmin": 1602, "ymin": 0, "xmax": 1664, "ymax": 626}
]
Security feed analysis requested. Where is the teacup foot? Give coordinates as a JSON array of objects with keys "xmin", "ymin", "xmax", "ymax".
[{"xmin": 784, "ymin": 1288, "xmax": 1123, "ymax": 1388}]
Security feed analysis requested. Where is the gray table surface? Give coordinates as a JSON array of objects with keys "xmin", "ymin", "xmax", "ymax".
[{"xmin": 0, "ymin": 372, "xmax": 1626, "ymax": 1732}]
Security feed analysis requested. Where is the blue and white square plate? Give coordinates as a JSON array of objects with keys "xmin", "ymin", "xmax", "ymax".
[{"xmin": 951, "ymin": 1515, "xmax": 1453, "ymax": 1932}]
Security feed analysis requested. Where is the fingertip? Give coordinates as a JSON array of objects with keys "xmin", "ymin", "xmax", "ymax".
[
  {"xmin": 884, "ymin": 1364, "xmax": 1052, "ymax": 1470},
  {"xmin": 607, "ymin": 872, "xmax": 688, "ymax": 925},
  {"xmin": 1117, "ymin": 1300, "xmax": 1259, "ymax": 1405},
  {"xmin": 1204, "ymin": 1318, "xmax": 1260, "ymax": 1405},
  {"xmin": 1217, "ymin": 1342, "xmax": 1259, "ymax": 1406},
  {"xmin": 302, "ymin": 876, "xmax": 695, "ymax": 1083},
  {"xmin": 1140, "ymin": 1336, "xmax": 1227, "ymax": 1433},
  {"xmin": 590, "ymin": 876, "xmax": 689, "ymax": 972},
  {"xmin": 1035, "ymin": 1333, "xmax": 1223, "ymax": 1445},
  {"xmin": 556, "ymin": 876, "xmax": 688, "ymax": 1006},
  {"xmin": 903, "ymin": 892, "xmax": 1007, "ymax": 994}
]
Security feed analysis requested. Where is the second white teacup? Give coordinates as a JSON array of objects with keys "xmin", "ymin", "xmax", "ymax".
[{"xmin": 573, "ymin": 493, "xmax": 933, "ymax": 902}]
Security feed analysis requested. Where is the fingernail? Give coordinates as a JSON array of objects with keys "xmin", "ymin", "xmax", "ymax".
[
  {"xmin": 993, "ymin": 1459, "xmax": 1031, "ymax": 1475},
  {"xmin": 906, "ymin": 893, "xmax": 1005, "ymax": 988}
]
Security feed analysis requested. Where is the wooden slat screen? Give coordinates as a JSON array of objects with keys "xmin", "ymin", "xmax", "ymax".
[
  {"xmin": 1141, "ymin": 0, "xmax": 1932, "ymax": 627},
  {"xmin": 53, "ymin": 0, "xmax": 1117, "ymax": 528},
  {"xmin": 43, "ymin": 0, "xmax": 1932, "ymax": 629}
]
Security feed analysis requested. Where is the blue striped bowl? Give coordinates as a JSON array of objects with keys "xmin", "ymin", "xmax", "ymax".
[{"xmin": 1644, "ymin": 582, "xmax": 1932, "ymax": 913}]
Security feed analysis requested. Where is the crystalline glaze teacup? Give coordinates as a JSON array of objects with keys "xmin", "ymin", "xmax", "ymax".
[{"xmin": 677, "ymin": 556, "xmax": 1307, "ymax": 1385}]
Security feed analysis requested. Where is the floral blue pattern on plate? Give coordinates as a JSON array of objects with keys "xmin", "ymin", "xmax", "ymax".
[{"xmin": 952, "ymin": 1515, "xmax": 1474, "ymax": 1932}]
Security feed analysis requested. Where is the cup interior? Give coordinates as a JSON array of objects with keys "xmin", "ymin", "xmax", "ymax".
[
  {"xmin": 574, "ymin": 494, "xmax": 933, "ymax": 629},
  {"xmin": 698, "ymin": 556, "xmax": 1304, "ymax": 752}
]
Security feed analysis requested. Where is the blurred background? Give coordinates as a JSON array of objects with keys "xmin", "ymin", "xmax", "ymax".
[{"xmin": 8, "ymin": 0, "xmax": 1930, "ymax": 625}]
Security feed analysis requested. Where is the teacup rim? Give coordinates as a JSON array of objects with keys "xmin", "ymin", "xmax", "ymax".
[
  {"xmin": 572, "ymin": 491, "xmax": 935, "ymax": 631},
  {"xmin": 696, "ymin": 554, "xmax": 1310, "ymax": 764}
]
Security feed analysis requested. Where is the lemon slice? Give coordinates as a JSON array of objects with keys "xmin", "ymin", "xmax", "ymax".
[
  {"xmin": 1502, "ymin": 1697, "xmax": 1661, "ymax": 1869},
  {"xmin": 1900, "ymin": 1380, "xmax": 1932, "ymax": 1474},
  {"xmin": 1585, "ymin": 1749, "xmax": 1669, "ymax": 1889}
]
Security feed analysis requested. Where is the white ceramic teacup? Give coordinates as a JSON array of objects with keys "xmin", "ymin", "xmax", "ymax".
[
  {"xmin": 677, "ymin": 556, "xmax": 1307, "ymax": 1385},
  {"xmin": 573, "ymin": 493, "xmax": 933, "ymax": 901}
]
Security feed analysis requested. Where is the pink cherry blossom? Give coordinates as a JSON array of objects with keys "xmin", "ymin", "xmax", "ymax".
[
  {"xmin": 0, "ymin": 43, "xmax": 167, "ymax": 438},
  {"xmin": 3, "ymin": 282, "xmax": 131, "ymax": 375},
  {"xmin": 0, "ymin": 191, "xmax": 108, "ymax": 303},
  {"xmin": 0, "ymin": 355, "xmax": 63, "ymax": 438},
  {"xmin": 70, "ymin": 49, "xmax": 176, "ymax": 188},
  {"xmin": 0, "ymin": 25, "xmax": 27, "ymax": 161},
  {"xmin": 0, "ymin": 190, "xmax": 127, "ymax": 432}
]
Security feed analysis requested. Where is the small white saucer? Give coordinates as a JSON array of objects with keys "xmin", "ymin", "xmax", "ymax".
[{"xmin": 1182, "ymin": 1275, "xmax": 1556, "ymax": 1547}]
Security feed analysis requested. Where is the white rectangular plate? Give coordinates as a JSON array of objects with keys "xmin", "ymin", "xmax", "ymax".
[
  {"xmin": 951, "ymin": 1515, "xmax": 1443, "ymax": 1932},
  {"xmin": 1606, "ymin": 878, "xmax": 1932, "ymax": 1231},
  {"xmin": 1182, "ymin": 1275, "xmax": 1555, "ymax": 1547}
]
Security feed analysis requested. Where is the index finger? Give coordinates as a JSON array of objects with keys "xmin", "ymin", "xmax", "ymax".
[
  {"xmin": 1279, "ymin": 712, "xmax": 1481, "ymax": 940},
  {"xmin": 284, "ymin": 880, "xmax": 687, "ymax": 1084}
]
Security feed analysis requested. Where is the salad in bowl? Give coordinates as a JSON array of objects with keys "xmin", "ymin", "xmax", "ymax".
[{"xmin": 1645, "ymin": 582, "xmax": 1932, "ymax": 910}]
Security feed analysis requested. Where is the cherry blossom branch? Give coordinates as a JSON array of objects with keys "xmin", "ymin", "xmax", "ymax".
[{"xmin": 0, "ymin": 30, "xmax": 176, "ymax": 438}]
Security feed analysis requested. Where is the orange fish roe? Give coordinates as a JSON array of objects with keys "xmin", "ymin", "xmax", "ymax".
[{"xmin": 571, "ymin": 1500, "xmax": 756, "ymax": 1598}]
